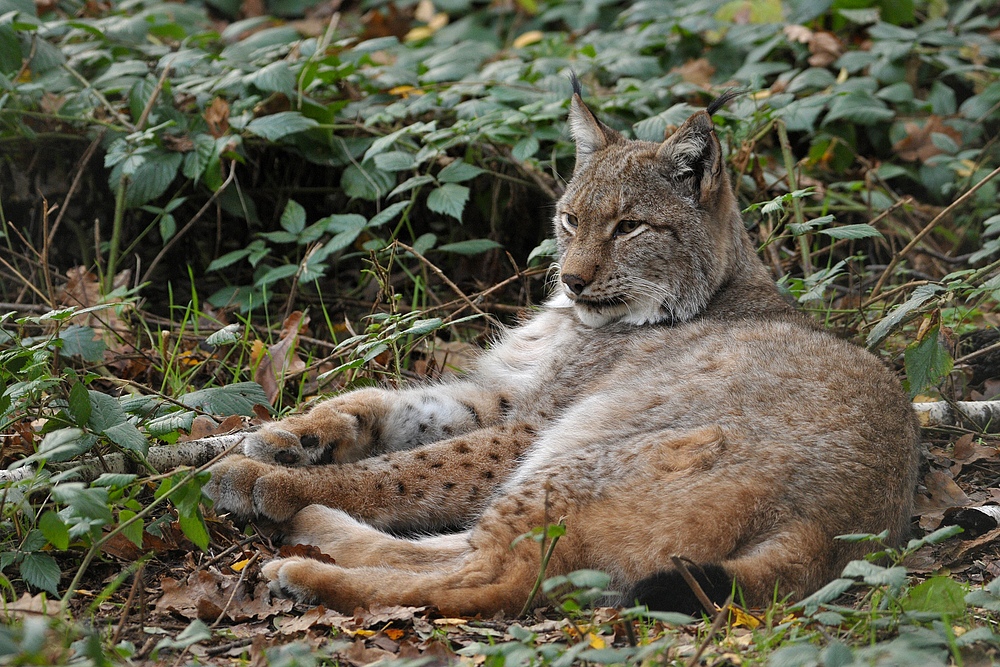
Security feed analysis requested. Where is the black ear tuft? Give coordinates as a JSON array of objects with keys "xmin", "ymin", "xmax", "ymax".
[
  {"xmin": 628, "ymin": 565, "xmax": 733, "ymax": 615},
  {"xmin": 706, "ymin": 89, "xmax": 746, "ymax": 117},
  {"xmin": 570, "ymin": 71, "xmax": 583, "ymax": 98}
]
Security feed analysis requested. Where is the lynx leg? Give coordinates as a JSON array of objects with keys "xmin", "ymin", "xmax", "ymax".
[
  {"xmin": 207, "ymin": 423, "xmax": 534, "ymax": 530},
  {"xmin": 284, "ymin": 505, "xmax": 472, "ymax": 570}
]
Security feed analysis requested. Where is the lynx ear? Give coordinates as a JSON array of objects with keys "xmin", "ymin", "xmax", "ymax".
[
  {"xmin": 568, "ymin": 78, "xmax": 622, "ymax": 165},
  {"xmin": 655, "ymin": 111, "xmax": 724, "ymax": 203}
]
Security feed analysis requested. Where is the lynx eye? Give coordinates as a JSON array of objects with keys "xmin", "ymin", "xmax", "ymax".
[
  {"xmin": 615, "ymin": 219, "xmax": 643, "ymax": 237},
  {"xmin": 562, "ymin": 213, "xmax": 579, "ymax": 233}
]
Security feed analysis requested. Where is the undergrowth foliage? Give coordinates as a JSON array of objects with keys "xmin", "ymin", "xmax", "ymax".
[{"xmin": 0, "ymin": 0, "xmax": 1000, "ymax": 663}]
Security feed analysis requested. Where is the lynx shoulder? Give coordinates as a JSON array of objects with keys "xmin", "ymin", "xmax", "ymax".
[{"xmin": 205, "ymin": 86, "xmax": 920, "ymax": 616}]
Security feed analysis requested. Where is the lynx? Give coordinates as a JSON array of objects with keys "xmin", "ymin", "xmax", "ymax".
[{"xmin": 205, "ymin": 84, "xmax": 920, "ymax": 616}]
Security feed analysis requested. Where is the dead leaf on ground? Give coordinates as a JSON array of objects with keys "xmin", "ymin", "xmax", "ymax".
[
  {"xmin": 276, "ymin": 606, "xmax": 355, "ymax": 634},
  {"xmin": 1, "ymin": 592, "xmax": 58, "ymax": 620},
  {"xmin": 278, "ymin": 543, "xmax": 337, "ymax": 564},
  {"xmin": 916, "ymin": 469, "xmax": 972, "ymax": 530},
  {"xmin": 783, "ymin": 24, "xmax": 843, "ymax": 67},
  {"xmin": 58, "ymin": 266, "xmax": 131, "ymax": 343},
  {"xmin": 894, "ymin": 116, "xmax": 963, "ymax": 163},
  {"xmin": 155, "ymin": 570, "xmax": 293, "ymax": 622},
  {"xmin": 354, "ymin": 604, "xmax": 428, "ymax": 628},
  {"xmin": 343, "ymin": 637, "xmax": 396, "ymax": 666},
  {"xmin": 360, "ymin": 3, "xmax": 412, "ymax": 41},
  {"xmin": 671, "ymin": 58, "xmax": 715, "ymax": 88},
  {"xmin": 951, "ymin": 433, "xmax": 1000, "ymax": 474},
  {"xmin": 204, "ymin": 98, "xmax": 230, "ymax": 137},
  {"xmin": 254, "ymin": 311, "xmax": 309, "ymax": 405}
]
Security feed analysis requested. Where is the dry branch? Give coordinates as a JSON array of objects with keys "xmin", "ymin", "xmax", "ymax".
[
  {"xmin": 0, "ymin": 432, "xmax": 248, "ymax": 484},
  {"xmin": 1, "ymin": 399, "xmax": 997, "ymax": 486}
]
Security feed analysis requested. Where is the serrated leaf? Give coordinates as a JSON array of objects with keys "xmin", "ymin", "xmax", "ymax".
[
  {"xmin": 103, "ymin": 421, "xmax": 149, "ymax": 454},
  {"xmin": 246, "ymin": 112, "xmax": 319, "ymax": 141},
  {"xmin": 437, "ymin": 239, "xmax": 502, "ymax": 255},
  {"xmin": 866, "ymin": 284, "xmax": 944, "ymax": 349},
  {"xmin": 25, "ymin": 427, "xmax": 94, "ymax": 463},
  {"xmin": 823, "ymin": 92, "xmax": 895, "ymax": 126},
  {"xmin": 820, "ymin": 224, "xmax": 883, "ymax": 240},
  {"xmin": 145, "ymin": 410, "xmax": 195, "ymax": 436},
  {"xmin": 118, "ymin": 509, "xmax": 143, "ymax": 548},
  {"xmin": 58, "ymin": 325, "xmax": 106, "ymax": 363},
  {"xmin": 39, "ymin": 511, "xmax": 69, "ymax": 551},
  {"xmin": 68, "ymin": 382, "xmax": 91, "ymax": 427},
  {"xmin": 438, "ymin": 159, "xmax": 485, "ymax": 183},
  {"xmin": 247, "ymin": 61, "xmax": 295, "ymax": 96},
  {"xmin": 904, "ymin": 324, "xmax": 953, "ymax": 398},
  {"xmin": 901, "ymin": 576, "xmax": 966, "ymax": 615},
  {"xmin": 183, "ymin": 134, "xmax": 216, "ymax": 183},
  {"xmin": 206, "ymin": 324, "xmax": 242, "ymax": 346},
  {"xmin": 52, "ymin": 483, "xmax": 113, "ymax": 524},
  {"xmin": 389, "ymin": 174, "xmax": 435, "ymax": 198},
  {"xmin": 368, "ymin": 201, "xmax": 409, "ymax": 229},
  {"xmin": 280, "ymin": 200, "xmax": 306, "ymax": 234},
  {"xmin": 206, "ymin": 247, "xmax": 251, "ymax": 272},
  {"xmin": 373, "ymin": 151, "xmax": 417, "ymax": 172},
  {"xmin": 427, "ymin": 183, "xmax": 469, "ymax": 221},
  {"xmin": 178, "ymin": 382, "xmax": 268, "ymax": 416},
  {"xmin": 341, "ymin": 161, "xmax": 394, "ymax": 201},
  {"xmin": 123, "ymin": 151, "xmax": 183, "ymax": 209},
  {"xmin": 19, "ymin": 552, "xmax": 61, "ymax": 595},
  {"xmin": 512, "ymin": 135, "xmax": 539, "ymax": 161}
]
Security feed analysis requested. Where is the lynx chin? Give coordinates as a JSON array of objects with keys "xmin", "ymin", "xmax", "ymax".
[{"xmin": 205, "ymin": 82, "xmax": 919, "ymax": 616}]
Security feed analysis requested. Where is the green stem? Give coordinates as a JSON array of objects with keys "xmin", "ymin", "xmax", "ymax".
[
  {"xmin": 105, "ymin": 177, "xmax": 128, "ymax": 295},
  {"xmin": 518, "ymin": 520, "xmax": 564, "ymax": 617},
  {"xmin": 776, "ymin": 120, "xmax": 811, "ymax": 276}
]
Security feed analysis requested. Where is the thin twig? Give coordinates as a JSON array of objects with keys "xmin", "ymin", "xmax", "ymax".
[
  {"xmin": 392, "ymin": 240, "xmax": 494, "ymax": 324},
  {"xmin": 111, "ymin": 561, "xmax": 147, "ymax": 646},
  {"xmin": 135, "ymin": 64, "xmax": 172, "ymax": 132},
  {"xmin": 670, "ymin": 556, "xmax": 719, "ymax": 616},
  {"xmin": 870, "ymin": 164, "xmax": 1000, "ymax": 299},
  {"xmin": 140, "ymin": 163, "xmax": 238, "ymax": 285},
  {"xmin": 955, "ymin": 338, "xmax": 1000, "ymax": 365}
]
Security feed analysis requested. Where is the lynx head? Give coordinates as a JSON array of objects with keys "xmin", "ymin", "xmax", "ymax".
[{"xmin": 554, "ymin": 87, "xmax": 747, "ymax": 328}]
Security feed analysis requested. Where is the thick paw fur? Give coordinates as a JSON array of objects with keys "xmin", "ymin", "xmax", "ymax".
[
  {"xmin": 262, "ymin": 557, "xmax": 321, "ymax": 604},
  {"xmin": 241, "ymin": 410, "xmax": 362, "ymax": 466},
  {"xmin": 204, "ymin": 456, "xmax": 303, "ymax": 522},
  {"xmin": 628, "ymin": 565, "xmax": 733, "ymax": 615}
]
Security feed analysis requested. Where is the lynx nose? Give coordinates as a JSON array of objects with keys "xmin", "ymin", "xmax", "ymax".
[{"xmin": 562, "ymin": 273, "xmax": 589, "ymax": 295}]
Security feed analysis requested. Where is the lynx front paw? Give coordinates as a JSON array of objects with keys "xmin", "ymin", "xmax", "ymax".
[
  {"xmin": 204, "ymin": 456, "xmax": 307, "ymax": 522},
  {"xmin": 242, "ymin": 410, "xmax": 363, "ymax": 466}
]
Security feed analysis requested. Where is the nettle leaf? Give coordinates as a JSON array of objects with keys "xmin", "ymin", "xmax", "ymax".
[
  {"xmin": 182, "ymin": 134, "xmax": 216, "ymax": 183},
  {"xmin": 206, "ymin": 323, "xmax": 242, "ymax": 346},
  {"xmin": 52, "ymin": 482, "xmax": 113, "ymax": 524},
  {"xmin": 19, "ymin": 552, "xmax": 61, "ymax": 595},
  {"xmin": 904, "ymin": 324, "xmax": 953, "ymax": 398},
  {"xmin": 68, "ymin": 382, "xmax": 91, "ymax": 427},
  {"xmin": 88, "ymin": 391, "xmax": 148, "ymax": 455},
  {"xmin": 58, "ymin": 325, "xmax": 105, "ymax": 363},
  {"xmin": 145, "ymin": 410, "xmax": 195, "ymax": 436},
  {"xmin": 512, "ymin": 136, "xmax": 540, "ymax": 162},
  {"xmin": 437, "ymin": 239, "xmax": 502, "ymax": 255},
  {"xmin": 280, "ymin": 199, "xmax": 306, "ymax": 235},
  {"xmin": 39, "ymin": 511, "xmax": 70, "ymax": 551},
  {"xmin": 820, "ymin": 224, "xmax": 883, "ymax": 240},
  {"xmin": 438, "ymin": 159, "xmax": 485, "ymax": 183},
  {"xmin": 823, "ymin": 92, "xmax": 895, "ymax": 126},
  {"xmin": 389, "ymin": 174, "xmax": 435, "ymax": 198},
  {"xmin": 124, "ymin": 151, "xmax": 183, "ymax": 209},
  {"xmin": 368, "ymin": 201, "xmax": 409, "ymax": 229},
  {"xmin": 342, "ymin": 161, "xmax": 394, "ymax": 201},
  {"xmin": 427, "ymin": 183, "xmax": 469, "ymax": 221},
  {"xmin": 246, "ymin": 112, "xmax": 319, "ymax": 141},
  {"xmin": 373, "ymin": 151, "xmax": 417, "ymax": 172},
  {"xmin": 178, "ymin": 382, "xmax": 268, "ymax": 416},
  {"xmin": 866, "ymin": 284, "xmax": 945, "ymax": 349}
]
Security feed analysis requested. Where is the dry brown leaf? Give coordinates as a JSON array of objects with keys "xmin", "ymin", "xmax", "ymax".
[
  {"xmin": 204, "ymin": 98, "xmax": 230, "ymax": 138},
  {"xmin": 360, "ymin": 3, "xmax": 412, "ymax": 41},
  {"xmin": 278, "ymin": 543, "xmax": 337, "ymax": 564},
  {"xmin": 343, "ymin": 637, "xmax": 396, "ymax": 666},
  {"xmin": 58, "ymin": 266, "xmax": 131, "ymax": 348},
  {"xmin": 254, "ymin": 311, "xmax": 309, "ymax": 405},
  {"xmin": 671, "ymin": 59, "xmax": 715, "ymax": 88},
  {"xmin": 276, "ymin": 606, "xmax": 355, "ymax": 634},
  {"xmin": 1, "ymin": 592, "xmax": 58, "ymax": 620},
  {"xmin": 155, "ymin": 571, "xmax": 292, "ymax": 622},
  {"xmin": 354, "ymin": 604, "xmax": 428, "ymax": 628},
  {"xmin": 950, "ymin": 434, "xmax": 999, "ymax": 474},
  {"xmin": 894, "ymin": 116, "xmax": 963, "ymax": 163}
]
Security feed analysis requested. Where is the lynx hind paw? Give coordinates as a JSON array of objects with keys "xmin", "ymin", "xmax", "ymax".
[
  {"xmin": 262, "ymin": 557, "xmax": 323, "ymax": 604},
  {"xmin": 243, "ymin": 426, "xmax": 320, "ymax": 466},
  {"xmin": 204, "ymin": 456, "xmax": 300, "ymax": 523}
]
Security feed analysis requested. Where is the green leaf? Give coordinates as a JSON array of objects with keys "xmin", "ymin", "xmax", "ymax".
[
  {"xmin": 280, "ymin": 199, "xmax": 306, "ymax": 235},
  {"xmin": 373, "ymin": 151, "xmax": 417, "ymax": 172},
  {"xmin": 528, "ymin": 238, "xmax": 558, "ymax": 266},
  {"xmin": 68, "ymin": 382, "xmax": 92, "ymax": 427},
  {"xmin": 123, "ymin": 151, "xmax": 183, "ymax": 209},
  {"xmin": 866, "ymin": 284, "xmax": 944, "ymax": 349},
  {"xmin": 901, "ymin": 576, "xmax": 966, "ymax": 615},
  {"xmin": 178, "ymin": 382, "xmax": 268, "ymax": 416},
  {"xmin": 823, "ymin": 92, "xmax": 895, "ymax": 126},
  {"xmin": 904, "ymin": 324, "xmax": 953, "ymax": 398},
  {"xmin": 389, "ymin": 174, "xmax": 435, "ymax": 198},
  {"xmin": 23, "ymin": 428, "xmax": 94, "ymax": 463},
  {"xmin": 183, "ymin": 134, "xmax": 216, "ymax": 183},
  {"xmin": 247, "ymin": 61, "xmax": 295, "ymax": 97},
  {"xmin": 438, "ymin": 159, "xmax": 485, "ymax": 183},
  {"xmin": 512, "ymin": 135, "xmax": 539, "ymax": 162},
  {"xmin": 118, "ymin": 509, "xmax": 143, "ymax": 548},
  {"xmin": 52, "ymin": 483, "xmax": 113, "ymax": 524},
  {"xmin": 246, "ymin": 112, "xmax": 319, "ymax": 141},
  {"xmin": 437, "ymin": 239, "xmax": 502, "ymax": 255},
  {"xmin": 206, "ymin": 247, "xmax": 251, "ymax": 272},
  {"xmin": 152, "ymin": 619, "xmax": 211, "ymax": 659},
  {"xmin": 39, "ymin": 511, "xmax": 70, "ymax": 551},
  {"xmin": 820, "ymin": 224, "xmax": 883, "ymax": 240},
  {"xmin": 19, "ymin": 553, "xmax": 60, "ymax": 595},
  {"xmin": 427, "ymin": 183, "xmax": 469, "ymax": 221},
  {"xmin": 178, "ymin": 509, "xmax": 209, "ymax": 550},
  {"xmin": 368, "ymin": 201, "xmax": 409, "ymax": 229},
  {"xmin": 88, "ymin": 391, "xmax": 148, "ymax": 454},
  {"xmin": 58, "ymin": 325, "xmax": 106, "ymax": 363},
  {"xmin": 206, "ymin": 324, "xmax": 243, "ymax": 346},
  {"xmin": 341, "ymin": 161, "xmax": 394, "ymax": 201}
]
